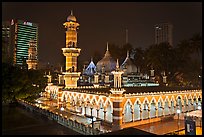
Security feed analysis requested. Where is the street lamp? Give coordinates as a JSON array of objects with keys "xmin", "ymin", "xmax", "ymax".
[{"xmin": 177, "ymin": 109, "xmax": 181, "ymax": 134}]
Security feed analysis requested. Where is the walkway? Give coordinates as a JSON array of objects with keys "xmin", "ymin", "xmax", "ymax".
[
  {"xmin": 133, "ymin": 119, "xmax": 185, "ymax": 135},
  {"xmin": 35, "ymin": 97, "xmax": 112, "ymax": 134}
]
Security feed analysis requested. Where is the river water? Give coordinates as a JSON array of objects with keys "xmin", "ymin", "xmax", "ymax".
[{"xmin": 2, "ymin": 103, "xmax": 81, "ymax": 135}]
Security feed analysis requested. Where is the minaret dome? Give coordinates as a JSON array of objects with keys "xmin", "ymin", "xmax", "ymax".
[{"xmin": 67, "ymin": 10, "xmax": 77, "ymax": 22}]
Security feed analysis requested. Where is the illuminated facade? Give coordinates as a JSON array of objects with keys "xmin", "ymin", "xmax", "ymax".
[
  {"xmin": 62, "ymin": 11, "xmax": 81, "ymax": 88},
  {"xmin": 26, "ymin": 39, "xmax": 38, "ymax": 69},
  {"xmin": 2, "ymin": 19, "xmax": 38, "ymax": 66},
  {"xmin": 155, "ymin": 23, "xmax": 173, "ymax": 46},
  {"xmin": 44, "ymin": 13, "xmax": 202, "ymax": 132}
]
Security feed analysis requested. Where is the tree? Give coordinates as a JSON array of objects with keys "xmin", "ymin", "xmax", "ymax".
[{"xmin": 2, "ymin": 63, "xmax": 47, "ymax": 104}]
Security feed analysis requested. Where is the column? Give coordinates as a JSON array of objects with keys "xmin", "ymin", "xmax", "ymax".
[
  {"xmin": 84, "ymin": 106, "xmax": 87, "ymax": 115},
  {"xmin": 103, "ymin": 111, "xmax": 106, "ymax": 121},
  {"xmin": 139, "ymin": 105, "xmax": 143, "ymax": 120},
  {"xmin": 132, "ymin": 109, "xmax": 134, "ymax": 122},
  {"xmin": 168, "ymin": 102, "xmax": 171, "ymax": 115},
  {"xmin": 96, "ymin": 109, "xmax": 99, "ymax": 118},
  {"xmin": 155, "ymin": 104, "xmax": 158, "ymax": 117},
  {"xmin": 57, "ymin": 87, "xmax": 63, "ymax": 108},
  {"xmin": 162, "ymin": 104, "xmax": 165, "ymax": 116}
]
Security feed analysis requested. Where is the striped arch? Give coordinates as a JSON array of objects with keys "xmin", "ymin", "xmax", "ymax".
[
  {"xmin": 87, "ymin": 96, "xmax": 92, "ymax": 105},
  {"xmin": 188, "ymin": 94, "xmax": 193, "ymax": 101},
  {"xmin": 142, "ymin": 97, "xmax": 150, "ymax": 105},
  {"xmin": 170, "ymin": 95, "xmax": 176, "ymax": 104},
  {"xmin": 104, "ymin": 99, "xmax": 113, "ymax": 111},
  {"xmin": 84, "ymin": 95, "xmax": 90, "ymax": 103},
  {"xmin": 158, "ymin": 96, "xmax": 164, "ymax": 104},
  {"xmin": 91, "ymin": 97, "xmax": 97, "ymax": 106},
  {"xmin": 98, "ymin": 97, "xmax": 105, "ymax": 109},
  {"xmin": 164, "ymin": 96, "xmax": 170, "ymax": 103},
  {"xmin": 74, "ymin": 93, "xmax": 79, "ymax": 101},
  {"xmin": 176, "ymin": 95, "xmax": 183, "ymax": 100},
  {"xmin": 198, "ymin": 93, "xmax": 202, "ymax": 99},
  {"xmin": 183, "ymin": 94, "xmax": 188, "ymax": 104},
  {"xmin": 79, "ymin": 94, "xmax": 84, "ymax": 102},
  {"xmin": 164, "ymin": 96, "xmax": 170, "ymax": 106},
  {"xmin": 134, "ymin": 98, "xmax": 142, "ymax": 105},
  {"xmin": 150, "ymin": 97, "xmax": 157, "ymax": 104},
  {"xmin": 62, "ymin": 92, "xmax": 68, "ymax": 102},
  {"xmin": 176, "ymin": 95, "xmax": 184, "ymax": 106},
  {"xmin": 123, "ymin": 99, "xmax": 134, "ymax": 113},
  {"xmin": 193, "ymin": 93, "xmax": 198, "ymax": 101}
]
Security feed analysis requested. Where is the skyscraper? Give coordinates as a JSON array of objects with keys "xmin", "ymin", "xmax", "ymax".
[
  {"xmin": 155, "ymin": 23, "xmax": 173, "ymax": 46},
  {"xmin": 2, "ymin": 19, "xmax": 38, "ymax": 66}
]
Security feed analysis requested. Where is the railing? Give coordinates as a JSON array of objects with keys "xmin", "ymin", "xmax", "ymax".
[{"xmin": 17, "ymin": 99, "xmax": 102, "ymax": 135}]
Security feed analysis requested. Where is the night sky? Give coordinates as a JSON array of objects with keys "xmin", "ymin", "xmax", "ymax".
[{"xmin": 2, "ymin": 2, "xmax": 202, "ymax": 66}]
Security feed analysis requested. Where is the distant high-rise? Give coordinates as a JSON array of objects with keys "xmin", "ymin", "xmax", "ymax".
[
  {"xmin": 2, "ymin": 19, "xmax": 38, "ymax": 66},
  {"xmin": 26, "ymin": 39, "xmax": 38, "ymax": 70},
  {"xmin": 154, "ymin": 23, "xmax": 173, "ymax": 46},
  {"xmin": 2, "ymin": 21, "xmax": 12, "ymax": 63}
]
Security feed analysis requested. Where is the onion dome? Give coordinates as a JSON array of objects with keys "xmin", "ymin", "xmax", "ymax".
[
  {"xmin": 120, "ymin": 51, "xmax": 137, "ymax": 73},
  {"xmin": 84, "ymin": 58, "xmax": 96, "ymax": 76},
  {"xmin": 67, "ymin": 10, "xmax": 76, "ymax": 22},
  {"xmin": 96, "ymin": 42, "xmax": 116, "ymax": 73}
]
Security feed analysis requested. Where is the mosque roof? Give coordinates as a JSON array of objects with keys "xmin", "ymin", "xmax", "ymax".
[
  {"xmin": 63, "ymin": 86, "xmax": 199, "ymax": 95},
  {"xmin": 96, "ymin": 42, "xmax": 116, "ymax": 73},
  {"xmin": 84, "ymin": 58, "xmax": 96, "ymax": 76},
  {"xmin": 120, "ymin": 51, "xmax": 137, "ymax": 73}
]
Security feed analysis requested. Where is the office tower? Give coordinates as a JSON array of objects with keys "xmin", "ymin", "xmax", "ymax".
[
  {"xmin": 155, "ymin": 23, "xmax": 173, "ymax": 46},
  {"xmin": 2, "ymin": 19, "xmax": 38, "ymax": 66}
]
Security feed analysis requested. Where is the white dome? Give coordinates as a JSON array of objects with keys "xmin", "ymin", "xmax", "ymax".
[
  {"xmin": 120, "ymin": 51, "xmax": 137, "ymax": 73},
  {"xmin": 96, "ymin": 44, "xmax": 116, "ymax": 73}
]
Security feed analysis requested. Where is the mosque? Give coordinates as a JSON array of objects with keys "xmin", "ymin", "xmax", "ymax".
[
  {"xmin": 79, "ymin": 41, "xmax": 159, "ymax": 87},
  {"xmin": 44, "ymin": 11, "xmax": 202, "ymax": 132}
]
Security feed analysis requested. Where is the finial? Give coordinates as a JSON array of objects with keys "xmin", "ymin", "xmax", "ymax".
[
  {"xmin": 49, "ymin": 71, "xmax": 50, "ymax": 75},
  {"xmin": 91, "ymin": 57, "xmax": 93, "ymax": 62},
  {"xmin": 106, "ymin": 42, "xmax": 109, "ymax": 51},
  {"xmin": 71, "ymin": 10, "xmax": 73, "ymax": 15},
  {"xmin": 116, "ymin": 59, "xmax": 119, "ymax": 69}
]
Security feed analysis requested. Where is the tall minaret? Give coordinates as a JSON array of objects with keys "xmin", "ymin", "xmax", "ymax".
[
  {"xmin": 62, "ymin": 11, "xmax": 81, "ymax": 88},
  {"xmin": 110, "ymin": 59, "xmax": 125, "ymax": 131},
  {"xmin": 26, "ymin": 39, "xmax": 38, "ymax": 70}
]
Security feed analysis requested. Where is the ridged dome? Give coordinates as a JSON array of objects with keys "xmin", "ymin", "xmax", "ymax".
[
  {"xmin": 96, "ymin": 43, "xmax": 116, "ymax": 73},
  {"xmin": 67, "ymin": 10, "xmax": 76, "ymax": 22},
  {"xmin": 120, "ymin": 51, "xmax": 137, "ymax": 73}
]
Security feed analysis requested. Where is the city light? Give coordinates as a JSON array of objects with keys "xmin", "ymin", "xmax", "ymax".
[
  {"xmin": 176, "ymin": 109, "xmax": 181, "ymax": 114},
  {"xmin": 60, "ymin": 107, "xmax": 64, "ymax": 111}
]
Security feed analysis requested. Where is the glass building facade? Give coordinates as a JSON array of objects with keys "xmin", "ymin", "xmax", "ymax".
[
  {"xmin": 2, "ymin": 19, "xmax": 38, "ymax": 66},
  {"xmin": 14, "ymin": 20, "xmax": 38, "ymax": 65}
]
